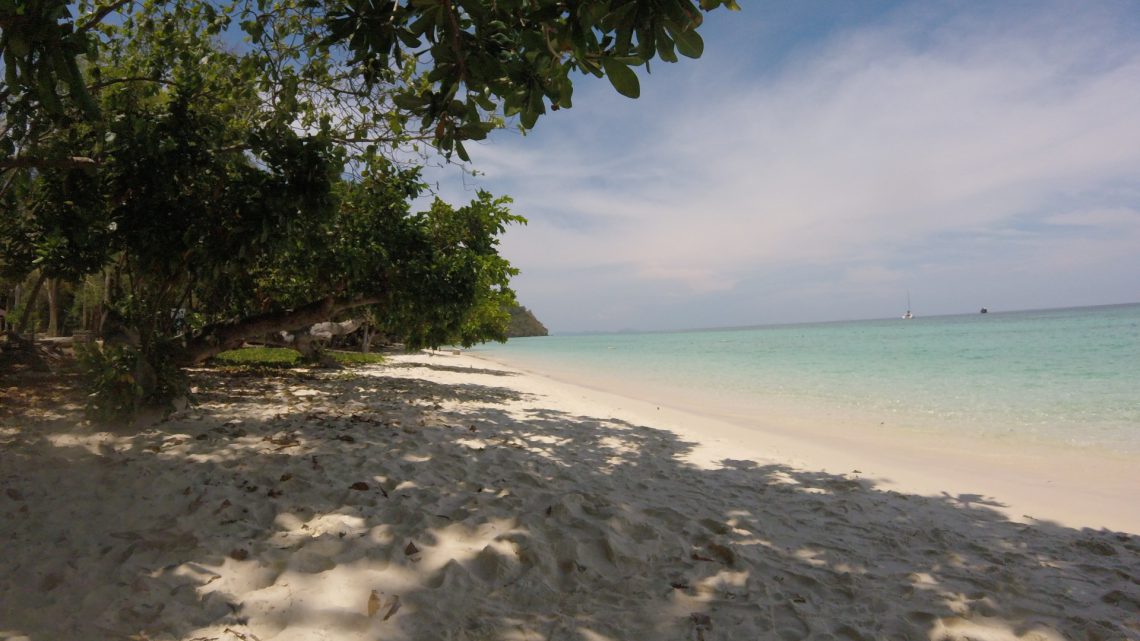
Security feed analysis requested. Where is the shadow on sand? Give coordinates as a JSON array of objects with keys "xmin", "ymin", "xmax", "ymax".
[{"xmin": 1, "ymin": 364, "xmax": 1136, "ymax": 641}]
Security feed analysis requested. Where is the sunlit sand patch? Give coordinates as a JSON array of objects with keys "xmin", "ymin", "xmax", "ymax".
[{"xmin": 0, "ymin": 352, "xmax": 1135, "ymax": 641}]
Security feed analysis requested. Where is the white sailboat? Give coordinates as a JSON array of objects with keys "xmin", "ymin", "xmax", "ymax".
[{"xmin": 902, "ymin": 292, "xmax": 914, "ymax": 319}]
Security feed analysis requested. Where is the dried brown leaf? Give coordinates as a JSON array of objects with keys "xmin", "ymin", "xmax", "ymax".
[
  {"xmin": 707, "ymin": 543, "xmax": 736, "ymax": 566},
  {"xmin": 367, "ymin": 590, "xmax": 381, "ymax": 617},
  {"xmin": 350, "ymin": 482, "xmax": 369, "ymax": 491},
  {"xmin": 384, "ymin": 595, "xmax": 401, "ymax": 621},
  {"xmin": 404, "ymin": 541, "xmax": 419, "ymax": 556}
]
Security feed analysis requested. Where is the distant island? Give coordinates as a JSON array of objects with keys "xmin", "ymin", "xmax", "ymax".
[{"xmin": 507, "ymin": 305, "xmax": 549, "ymax": 337}]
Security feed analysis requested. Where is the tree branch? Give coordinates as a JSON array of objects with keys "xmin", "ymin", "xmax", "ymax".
[
  {"xmin": 89, "ymin": 76, "xmax": 177, "ymax": 91},
  {"xmin": 442, "ymin": 0, "xmax": 469, "ymax": 86},
  {"xmin": 182, "ymin": 294, "xmax": 383, "ymax": 363},
  {"xmin": 0, "ymin": 156, "xmax": 98, "ymax": 171},
  {"xmin": 76, "ymin": 0, "xmax": 134, "ymax": 34}
]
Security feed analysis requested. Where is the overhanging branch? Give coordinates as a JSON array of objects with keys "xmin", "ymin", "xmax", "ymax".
[
  {"xmin": 0, "ymin": 156, "xmax": 98, "ymax": 170},
  {"xmin": 182, "ymin": 294, "xmax": 383, "ymax": 364}
]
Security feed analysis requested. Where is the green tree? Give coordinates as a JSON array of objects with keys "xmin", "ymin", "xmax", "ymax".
[
  {"xmin": 1, "ymin": 0, "xmax": 737, "ymax": 164},
  {"xmin": 0, "ymin": 0, "xmax": 733, "ymax": 410}
]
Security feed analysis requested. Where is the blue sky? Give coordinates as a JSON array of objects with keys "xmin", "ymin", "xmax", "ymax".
[{"xmin": 427, "ymin": 0, "xmax": 1140, "ymax": 333}]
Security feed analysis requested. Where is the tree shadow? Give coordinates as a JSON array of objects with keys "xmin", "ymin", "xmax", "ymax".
[
  {"xmin": 1, "ymin": 365, "xmax": 1137, "ymax": 641},
  {"xmin": 383, "ymin": 360, "xmax": 520, "ymax": 378}
]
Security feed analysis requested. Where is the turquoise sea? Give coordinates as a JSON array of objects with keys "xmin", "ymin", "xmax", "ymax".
[{"xmin": 475, "ymin": 304, "xmax": 1140, "ymax": 454}]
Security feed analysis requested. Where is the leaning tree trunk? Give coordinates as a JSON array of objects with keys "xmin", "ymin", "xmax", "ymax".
[{"xmin": 181, "ymin": 295, "xmax": 382, "ymax": 364}]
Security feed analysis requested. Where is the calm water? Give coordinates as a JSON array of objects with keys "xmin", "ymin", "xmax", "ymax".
[{"xmin": 475, "ymin": 304, "xmax": 1140, "ymax": 453}]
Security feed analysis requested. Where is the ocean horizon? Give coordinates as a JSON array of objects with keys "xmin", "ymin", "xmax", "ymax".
[
  {"xmin": 475, "ymin": 302, "xmax": 1140, "ymax": 455},
  {"xmin": 546, "ymin": 301, "xmax": 1140, "ymax": 337}
]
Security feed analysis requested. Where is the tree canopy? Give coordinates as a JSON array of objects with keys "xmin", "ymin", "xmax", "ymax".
[
  {"xmin": 2, "ymin": 0, "xmax": 736, "ymax": 162},
  {"xmin": 0, "ymin": 0, "xmax": 733, "ymax": 412}
]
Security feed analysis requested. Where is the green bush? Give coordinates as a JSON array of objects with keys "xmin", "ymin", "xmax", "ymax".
[
  {"xmin": 328, "ymin": 350, "xmax": 386, "ymax": 366},
  {"xmin": 76, "ymin": 342, "xmax": 143, "ymax": 422},
  {"xmin": 211, "ymin": 347, "xmax": 303, "ymax": 367},
  {"xmin": 211, "ymin": 346, "xmax": 385, "ymax": 367},
  {"xmin": 76, "ymin": 339, "xmax": 186, "ymax": 423}
]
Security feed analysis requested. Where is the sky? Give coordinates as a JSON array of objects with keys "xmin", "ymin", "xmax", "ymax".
[{"xmin": 424, "ymin": 0, "xmax": 1140, "ymax": 333}]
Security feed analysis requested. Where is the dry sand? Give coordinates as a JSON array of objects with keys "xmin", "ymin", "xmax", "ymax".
[{"xmin": 1, "ymin": 352, "xmax": 1138, "ymax": 641}]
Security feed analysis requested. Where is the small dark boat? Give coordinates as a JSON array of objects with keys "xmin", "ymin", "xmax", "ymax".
[{"xmin": 980, "ymin": 307, "xmax": 988, "ymax": 314}]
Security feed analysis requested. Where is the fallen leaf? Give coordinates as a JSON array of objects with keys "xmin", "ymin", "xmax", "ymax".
[
  {"xmin": 213, "ymin": 499, "xmax": 232, "ymax": 515},
  {"xmin": 39, "ymin": 573, "xmax": 63, "ymax": 592},
  {"xmin": 383, "ymin": 595, "xmax": 401, "ymax": 620},
  {"xmin": 707, "ymin": 543, "xmax": 736, "ymax": 566},
  {"xmin": 187, "ymin": 492, "xmax": 205, "ymax": 514},
  {"xmin": 336, "ymin": 435, "xmax": 356, "ymax": 443},
  {"xmin": 404, "ymin": 541, "xmax": 419, "ymax": 556},
  {"xmin": 367, "ymin": 590, "xmax": 382, "ymax": 617},
  {"xmin": 230, "ymin": 548, "xmax": 249, "ymax": 561},
  {"xmin": 690, "ymin": 552, "xmax": 714, "ymax": 562},
  {"xmin": 350, "ymin": 482, "xmax": 369, "ymax": 491},
  {"xmin": 280, "ymin": 473, "xmax": 293, "ymax": 482}
]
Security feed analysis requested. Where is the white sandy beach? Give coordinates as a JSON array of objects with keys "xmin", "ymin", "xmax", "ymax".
[{"xmin": 2, "ymin": 351, "xmax": 1138, "ymax": 641}]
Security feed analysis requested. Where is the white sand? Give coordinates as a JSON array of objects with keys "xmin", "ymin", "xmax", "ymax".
[
  {"xmin": 472, "ymin": 351, "xmax": 1140, "ymax": 534},
  {"xmin": 1, "ymin": 352, "xmax": 1138, "ymax": 641}
]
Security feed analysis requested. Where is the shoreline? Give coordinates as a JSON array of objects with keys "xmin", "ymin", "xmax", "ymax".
[
  {"xmin": 2, "ymin": 352, "xmax": 1137, "ymax": 640},
  {"xmin": 467, "ymin": 350, "xmax": 1140, "ymax": 534}
]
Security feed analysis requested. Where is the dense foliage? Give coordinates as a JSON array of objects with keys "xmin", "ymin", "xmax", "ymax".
[{"xmin": 0, "ymin": 0, "xmax": 732, "ymax": 411}]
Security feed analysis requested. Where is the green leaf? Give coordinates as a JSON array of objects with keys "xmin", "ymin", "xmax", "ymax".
[
  {"xmin": 601, "ymin": 58, "xmax": 640, "ymax": 99},
  {"xmin": 674, "ymin": 29, "xmax": 704, "ymax": 58},
  {"xmin": 656, "ymin": 29, "xmax": 678, "ymax": 63},
  {"xmin": 454, "ymin": 140, "xmax": 470, "ymax": 162}
]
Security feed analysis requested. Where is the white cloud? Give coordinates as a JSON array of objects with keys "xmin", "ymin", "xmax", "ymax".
[
  {"xmin": 1044, "ymin": 207, "xmax": 1140, "ymax": 228},
  {"xmin": 447, "ymin": 2, "xmax": 1140, "ymax": 330}
]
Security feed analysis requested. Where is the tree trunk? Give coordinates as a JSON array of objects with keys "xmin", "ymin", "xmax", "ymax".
[
  {"xmin": 361, "ymin": 322, "xmax": 371, "ymax": 354},
  {"xmin": 182, "ymin": 295, "xmax": 382, "ymax": 364},
  {"xmin": 16, "ymin": 271, "xmax": 46, "ymax": 336},
  {"xmin": 46, "ymin": 279, "xmax": 59, "ymax": 337},
  {"xmin": 97, "ymin": 270, "xmax": 111, "ymax": 335}
]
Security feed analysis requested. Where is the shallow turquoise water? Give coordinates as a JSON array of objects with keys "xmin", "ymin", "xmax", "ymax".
[{"xmin": 475, "ymin": 304, "xmax": 1140, "ymax": 453}]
